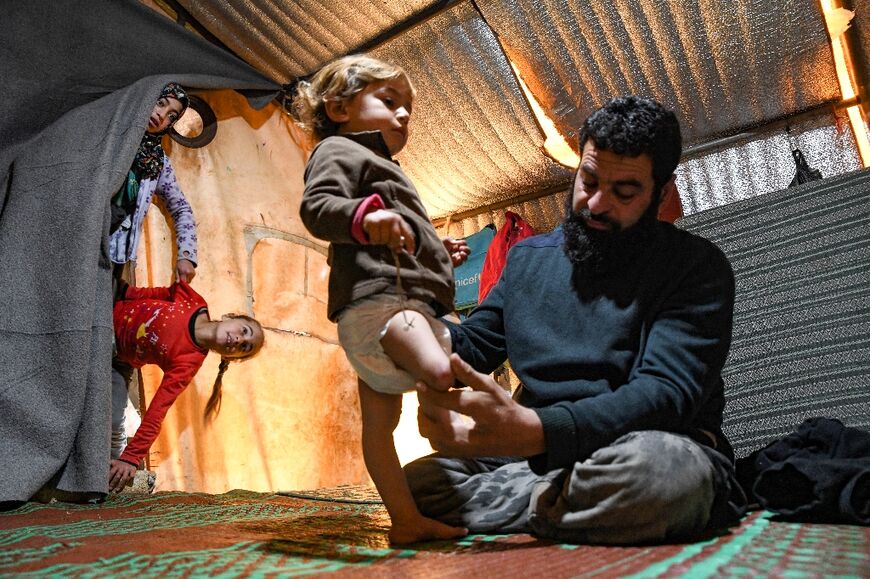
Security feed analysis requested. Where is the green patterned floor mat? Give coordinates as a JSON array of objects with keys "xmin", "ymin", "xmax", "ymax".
[{"xmin": 1, "ymin": 488, "xmax": 868, "ymax": 577}]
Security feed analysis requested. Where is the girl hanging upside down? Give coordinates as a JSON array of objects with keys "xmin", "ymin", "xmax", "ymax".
[{"xmin": 109, "ymin": 281, "xmax": 265, "ymax": 492}]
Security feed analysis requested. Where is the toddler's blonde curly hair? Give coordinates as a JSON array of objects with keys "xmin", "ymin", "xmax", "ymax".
[{"xmin": 291, "ymin": 54, "xmax": 415, "ymax": 142}]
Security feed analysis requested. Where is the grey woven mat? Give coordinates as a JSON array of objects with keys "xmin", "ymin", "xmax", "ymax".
[{"xmin": 678, "ymin": 169, "xmax": 870, "ymax": 457}]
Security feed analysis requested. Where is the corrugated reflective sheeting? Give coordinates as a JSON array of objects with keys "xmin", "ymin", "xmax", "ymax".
[
  {"xmin": 374, "ymin": 2, "xmax": 572, "ymax": 217},
  {"xmin": 476, "ymin": 0, "xmax": 841, "ymax": 146},
  {"xmin": 677, "ymin": 111, "xmax": 862, "ymax": 214},
  {"xmin": 440, "ymin": 190, "xmax": 569, "ymax": 239},
  {"xmin": 443, "ymin": 112, "xmax": 861, "ymax": 236},
  {"xmin": 175, "ymin": 0, "xmax": 440, "ymax": 81},
  {"xmin": 171, "ymin": 0, "xmax": 850, "ymax": 222}
]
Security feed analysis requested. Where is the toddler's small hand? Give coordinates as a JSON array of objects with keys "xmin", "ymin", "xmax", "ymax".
[
  {"xmin": 442, "ymin": 236, "xmax": 470, "ymax": 266},
  {"xmin": 363, "ymin": 209, "xmax": 416, "ymax": 254}
]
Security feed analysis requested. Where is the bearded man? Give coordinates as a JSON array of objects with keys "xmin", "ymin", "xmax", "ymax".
[{"xmin": 406, "ymin": 96, "xmax": 747, "ymax": 544}]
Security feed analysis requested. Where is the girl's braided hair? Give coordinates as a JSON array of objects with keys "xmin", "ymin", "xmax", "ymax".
[{"xmin": 203, "ymin": 314, "xmax": 263, "ymax": 423}]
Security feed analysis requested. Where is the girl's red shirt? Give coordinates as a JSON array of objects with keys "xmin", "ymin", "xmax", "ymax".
[{"xmin": 113, "ymin": 281, "xmax": 208, "ymax": 466}]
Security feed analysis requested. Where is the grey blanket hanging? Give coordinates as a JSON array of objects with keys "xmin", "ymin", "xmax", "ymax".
[{"xmin": 0, "ymin": 0, "xmax": 279, "ymax": 504}]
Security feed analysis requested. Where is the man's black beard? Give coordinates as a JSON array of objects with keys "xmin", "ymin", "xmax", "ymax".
[{"xmin": 562, "ymin": 202, "xmax": 658, "ymax": 280}]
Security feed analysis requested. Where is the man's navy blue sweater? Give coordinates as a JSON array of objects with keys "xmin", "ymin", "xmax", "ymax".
[{"xmin": 448, "ymin": 224, "xmax": 735, "ymax": 474}]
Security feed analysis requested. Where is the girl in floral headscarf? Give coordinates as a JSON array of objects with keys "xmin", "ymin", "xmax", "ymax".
[{"xmin": 109, "ymin": 82, "xmax": 199, "ymax": 283}]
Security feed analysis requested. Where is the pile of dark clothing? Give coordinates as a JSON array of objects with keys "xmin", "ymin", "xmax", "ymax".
[{"xmin": 736, "ymin": 417, "xmax": 869, "ymax": 524}]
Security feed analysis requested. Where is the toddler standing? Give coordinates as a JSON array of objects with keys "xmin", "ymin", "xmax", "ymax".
[{"xmin": 295, "ymin": 54, "xmax": 469, "ymax": 544}]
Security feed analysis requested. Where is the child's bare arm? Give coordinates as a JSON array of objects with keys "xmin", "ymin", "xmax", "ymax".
[{"xmin": 357, "ymin": 379, "xmax": 467, "ymax": 544}]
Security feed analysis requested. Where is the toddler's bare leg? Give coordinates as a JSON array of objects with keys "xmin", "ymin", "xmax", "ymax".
[
  {"xmin": 381, "ymin": 310, "xmax": 452, "ymax": 391},
  {"xmin": 357, "ymin": 379, "xmax": 467, "ymax": 544}
]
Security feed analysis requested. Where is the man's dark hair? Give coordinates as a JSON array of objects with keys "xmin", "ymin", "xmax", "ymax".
[{"xmin": 579, "ymin": 96, "xmax": 682, "ymax": 194}]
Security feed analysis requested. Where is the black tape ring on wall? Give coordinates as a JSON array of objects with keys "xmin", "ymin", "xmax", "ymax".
[{"xmin": 169, "ymin": 95, "xmax": 217, "ymax": 148}]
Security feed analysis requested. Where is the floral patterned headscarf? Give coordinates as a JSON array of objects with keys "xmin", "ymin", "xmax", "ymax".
[
  {"xmin": 157, "ymin": 82, "xmax": 190, "ymax": 123},
  {"xmin": 131, "ymin": 82, "xmax": 190, "ymax": 181}
]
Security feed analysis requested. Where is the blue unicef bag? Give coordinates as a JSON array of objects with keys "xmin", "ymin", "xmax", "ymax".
[{"xmin": 453, "ymin": 224, "xmax": 496, "ymax": 311}]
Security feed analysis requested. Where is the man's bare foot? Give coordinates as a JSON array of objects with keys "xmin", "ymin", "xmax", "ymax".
[{"xmin": 389, "ymin": 515, "xmax": 468, "ymax": 545}]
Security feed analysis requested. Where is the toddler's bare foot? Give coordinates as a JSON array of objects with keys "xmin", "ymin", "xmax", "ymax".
[{"xmin": 389, "ymin": 515, "xmax": 467, "ymax": 545}]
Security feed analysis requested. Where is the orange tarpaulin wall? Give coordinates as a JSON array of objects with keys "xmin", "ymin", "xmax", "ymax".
[{"xmin": 134, "ymin": 90, "xmax": 432, "ymax": 493}]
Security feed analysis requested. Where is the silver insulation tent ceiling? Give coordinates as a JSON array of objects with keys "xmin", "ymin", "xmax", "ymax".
[{"xmin": 168, "ymin": 0, "xmax": 856, "ymax": 222}]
